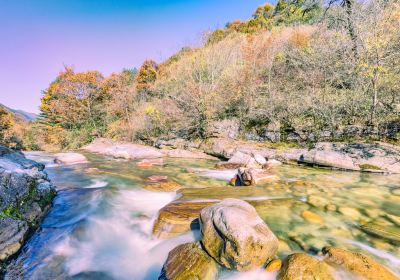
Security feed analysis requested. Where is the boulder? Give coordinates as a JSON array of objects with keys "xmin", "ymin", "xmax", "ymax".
[
  {"xmin": 0, "ymin": 146, "xmax": 56, "ymax": 263},
  {"xmin": 54, "ymin": 152, "xmax": 88, "ymax": 165},
  {"xmin": 300, "ymin": 142, "xmax": 400, "ymax": 173},
  {"xmin": 152, "ymin": 195, "xmax": 299, "ymax": 239},
  {"xmin": 263, "ymin": 159, "xmax": 282, "ymax": 169},
  {"xmin": 231, "ymin": 168, "xmax": 277, "ymax": 186},
  {"xmin": 199, "ymin": 198, "xmax": 279, "ymax": 271},
  {"xmin": 278, "ymin": 253, "xmax": 334, "ymax": 280},
  {"xmin": 159, "ymin": 242, "xmax": 219, "ymax": 280},
  {"xmin": 83, "ymin": 138, "xmax": 164, "ymax": 159},
  {"xmin": 322, "ymin": 247, "xmax": 399, "ymax": 280}
]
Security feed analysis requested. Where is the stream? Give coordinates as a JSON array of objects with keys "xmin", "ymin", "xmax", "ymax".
[{"xmin": 4, "ymin": 152, "xmax": 400, "ymax": 279}]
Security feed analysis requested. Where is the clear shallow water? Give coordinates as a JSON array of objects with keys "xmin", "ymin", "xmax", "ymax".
[{"xmin": 5, "ymin": 152, "xmax": 400, "ymax": 279}]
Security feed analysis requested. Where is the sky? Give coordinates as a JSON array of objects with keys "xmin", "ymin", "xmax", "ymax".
[{"xmin": 0, "ymin": 0, "xmax": 267, "ymax": 113}]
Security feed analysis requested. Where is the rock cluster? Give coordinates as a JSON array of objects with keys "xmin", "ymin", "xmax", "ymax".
[
  {"xmin": 156, "ymin": 197, "xmax": 399, "ymax": 280},
  {"xmin": 158, "ymin": 199, "xmax": 279, "ymax": 279},
  {"xmin": 0, "ymin": 146, "xmax": 56, "ymax": 264}
]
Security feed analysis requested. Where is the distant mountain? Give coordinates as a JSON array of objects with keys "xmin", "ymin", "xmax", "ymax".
[{"xmin": 0, "ymin": 103, "xmax": 38, "ymax": 122}]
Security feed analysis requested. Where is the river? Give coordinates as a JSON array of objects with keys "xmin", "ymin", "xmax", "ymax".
[{"xmin": 4, "ymin": 152, "xmax": 400, "ymax": 279}]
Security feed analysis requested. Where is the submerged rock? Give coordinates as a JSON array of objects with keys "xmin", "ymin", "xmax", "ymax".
[
  {"xmin": 278, "ymin": 253, "xmax": 334, "ymax": 280},
  {"xmin": 301, "ymin": 210, "xmax": 323, "ymax": 224},
  {"xmin": 54, "ymin": 152, "xmax": 88, "ymax": 165},
  {"xmin": 159, "ymin": 242, "xmax": 219, "ymax": 280},
  {"xmin": 322, "ymin": 247, "xmax": 399, "ymax": 280},
  {"xmin": 143, "ymin": 181, "xmax": 182, "ymax": 192},
  {"xmin": 359, "ymin": 223, "xmax": 400, "ymax": 244},
  {"xmin": 199, "ymin": 198, "xmax": 278, "ymax": 271},
  {"xmin": 0, "ymin": 146, "xmax": 56, "ymax": 263}
]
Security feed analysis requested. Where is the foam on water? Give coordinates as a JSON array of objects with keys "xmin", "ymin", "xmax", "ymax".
[
  {"xmin": 221, "ymin": 268, "xmax": 277, "ymax": 280},
  {"xmin": 85, "ymin": 179, "xmax": 109, "ymax": 189},
  {"xmin": 52, "ymin": 188, "xmax": 193, "ymax": 279}
]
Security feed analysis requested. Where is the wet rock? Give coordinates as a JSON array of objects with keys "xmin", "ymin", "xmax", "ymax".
[
  {"xmin": 0, "ymin": 218, "xmax": 28, "ymax": 261},
  {"xmin": 301, "ymin": 210, "xmax": 323, "ymax": 224},
  {"xmin": 278, "ymin": 253, "xmax": 334, "ymax": 280},
  {"xmin": 159, "ymin": 242, "xmax": 219, "ymax": 280},
  {"xmin": 54, "ymin": 152, "xmax": 88, "ymax": 165},
  {"xmin": 199, "ymin": 198, "xmax": 279, "ymax": 271},
  {"xmin": 83, "ymin": 138, "xmax": 164, "ymax": 159},
  {"xmin": 231, "ymin": 168, "xmax": 278, "ymax": 186},
  {"xmin": 143, "ymin": 181, "xmax": 182, "ymax": 192},
  {"xmin": 265, "ymin": 259, "xmax": 282, "ymax": 272},
  {"xmin": 322, "ymin": 247, "xmax": 399, "ymax": 280},
  {"xmin": 153, "ymin": 200, "xmax": 215, "ymax": 239}
]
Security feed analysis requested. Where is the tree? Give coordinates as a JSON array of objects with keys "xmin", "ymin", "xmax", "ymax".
[{"xmin": 136, "ymin": 60, "xmax": 158, "ymax": 97}]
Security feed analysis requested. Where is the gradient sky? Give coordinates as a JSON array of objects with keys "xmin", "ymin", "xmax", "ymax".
[{"xmin": 0, "ymin": 0, "xmax": 267, "ymax": 113}]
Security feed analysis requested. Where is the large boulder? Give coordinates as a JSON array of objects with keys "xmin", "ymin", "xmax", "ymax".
[
  {"xmin": 322, "ymin": 247, "xmax": 399, "ymax": 280},
  {"xmin": 199, "ymin": 198, "xmax": 278, "ymax": 271},
  {"xmin": 54, "ymin": 152, "xmax": 88, "ymax": 165},
  {"xmin": 83, "ymin": 138, "xmax": 164, "ymax": 159},
  {"xmin": 278, "ymin": 253, "xmax": 334, "ymax": 280},
  {"xmin": 159, "ymin": 242, "xmax": 219, "ymax": 280},
  {"xmin": 0, "ymin": 146, "xmax": 56, "ymax": 263},
  {"xmin": 300, "ymin": 142, "xmax": 400, "ymax": 173}
]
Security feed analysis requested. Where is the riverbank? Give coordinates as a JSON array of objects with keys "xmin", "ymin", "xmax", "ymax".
[
  {"xmin": 82, "ymin": 137, "xmax": 400, "ymax": 174},
  {"xmin": 0, "ymin": 146, "xmax": 56, "ymax": 274}
]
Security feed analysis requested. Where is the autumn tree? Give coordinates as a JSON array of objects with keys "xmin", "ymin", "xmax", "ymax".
[{"xmin": 136, "ymin": 60, "xmax": 158, "ymax": 97}]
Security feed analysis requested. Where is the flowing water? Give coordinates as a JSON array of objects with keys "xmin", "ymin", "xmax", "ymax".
[{"xmin": 5, "ymin": 152, "xmax": 400, "ymax": 279}]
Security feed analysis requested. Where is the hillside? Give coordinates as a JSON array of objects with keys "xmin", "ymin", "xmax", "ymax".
[
  {"xmin": 22, "ymin": 0, "xmax": 400, "ymax": 150},
  {"xmin": 0, "ymin": 103, "xmax": 37, "ymax": 122}
]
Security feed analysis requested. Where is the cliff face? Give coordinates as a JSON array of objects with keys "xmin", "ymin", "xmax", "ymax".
[{"xmin": 0, "ymin": 146, "xmax": 56, "ymax": 266}]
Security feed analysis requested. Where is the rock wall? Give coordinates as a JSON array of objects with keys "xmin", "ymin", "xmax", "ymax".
[{"xmin": 0, "ymin": 146, "xmax": 56, "ymax": 268}]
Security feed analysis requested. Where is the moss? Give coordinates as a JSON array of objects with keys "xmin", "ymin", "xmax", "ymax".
[
  {"xmin": 0, "ymin": 205, "xmax": 22, "ymax": 220},
  {"xmin": 359, "ymin": 164, "xmax": 381, "ymax": 170}
]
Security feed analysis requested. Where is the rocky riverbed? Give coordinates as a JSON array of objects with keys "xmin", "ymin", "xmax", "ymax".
[{"xmin": 1, "ymin": 139, "xmax": 400, "ymax": 279}]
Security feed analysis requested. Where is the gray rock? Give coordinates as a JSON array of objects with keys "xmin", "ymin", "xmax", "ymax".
[
  {"xmin": 0, "ymin": 218, "xmax": 28, "ymax": 261},
  {"xmin": 0, "ymin": 145, "xmax": 56, "ymax": 263},
  {"xmin": 300, "ymin": 142, "xmax": 400, "ymax": 173},
  {"xmin": 199, "ymin": 198, "xmax": 278, "ymax": 271}
]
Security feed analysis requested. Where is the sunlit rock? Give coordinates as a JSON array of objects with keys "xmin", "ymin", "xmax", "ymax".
[
  {"xmin": 199, "ymin": 198, "xmax": 279, "ymax": 271},
  {"xmin": 278, "ymin": 253, "xmax": 334, "ymax": 280},
  {"xmin": 54, "ymin": 152, "xmax": 88, "ymax": 165},
  {"xmin": 159, "ymin": 242, "xmax": 219, "ymax": 280},
  {"xmin": 322, "ymin": 247, "xmax": 399, "ymax": 280}
]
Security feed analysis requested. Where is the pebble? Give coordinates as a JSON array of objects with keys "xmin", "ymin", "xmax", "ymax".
[{"xmin": 265, "ymin": 259, "xmax": 282, "ymax": 272}]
